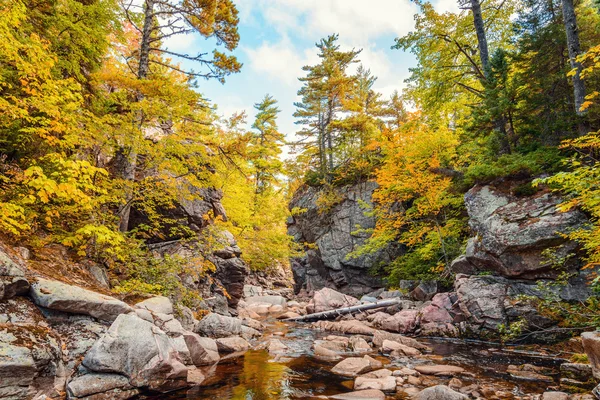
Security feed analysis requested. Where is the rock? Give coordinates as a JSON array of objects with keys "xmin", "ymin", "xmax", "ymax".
[
  {"xmin": 82, "ymin": 313, "xmax": 188, "ymax": 391},
  {"xmin": 215, "ymin": 336, "xmax": 250, "ymax": 353},
  {"xmin": 582, "ymin": 331, "xmax": 600, "ymax": 379},
  {"xmin": 560, "ymin": 362, "xmax": 593, "ymax": 382},
  {"xmin": 186, "ymin": 367, "xmax": 205, "ymax": 386},
  {"xmin": 349, "ymin": 337, "xmax": 371, "ymax": 353},
  {"xmin": 454, "ymin": 184, "xmax": 586, "ymax": 279},
  {"xmin": 353, "ymin": 375, "xmax": 396, "ymax": 391},
  {"xmin": 393, "ymin": 367, "xmax": 418, "ymax": 376},
  {"xmin": 361, "ymin": 369, "xmax": 392, "ymax": 378},
  {"xmin": 307, "ymin": 288, "xmax": 359, "ymax": 314},
  {"xmin": 134, "ymin": 296, "xmax": 173, "ymax": 315},
  {"xmin": 30, "ymin": 278, "xmax": 133, "ymax": 322},
  {"xmin": 414, "ymin": 385, "xmax": 468, "ymax": 400},
  {"xmin": 277, "ymin": 311, "xmax": 301, "ymax": 320},
  {"xmin": 66, "ymin": 373, "xmax": 138, "ymax": 399},
  {"xmin": 183, "ymin": 333, "xmax": 220, "ymax": 366},
  {"xmin": 315, "ymin": 339, "xmax": 347, "ymax": 353},
  {"xmin": 265, "ymin": 339, "xmax": 288, "ymax": 353},
  {"xmin": 329, "ymin": 389, "xmax": 386, "ymax": 400},
  {"xmin": 541, "ymin": 392, "xmax": 569, "ymax": 400},
  {"xmin": 213, "ymin": 256, "xmax": 248, "ymax": 307},
  {"xmin": 331, "ymin": 356, "xmax": 382, "ymax": 377},
  {"xmin": 381, "ymin": 340, "xmax": 421, "ymax": 357},
  {"xmin": 194, "ymin": 312, "xmax": 260, "ymax": 339},
  {"xmin": 379, "ymin": 310, "xmax": 419, "ymax": 334},
  {"xmin": 314, "ymin": 344, "xmax": 342, "ymax": 361},
  {"xmin": 243, "ymin": 284, "xmax": 264, "ymax": 298},
  {"xmin": 245, "ymin": 295, "xmax": 287, "ymax": 307},
  {"xmin": 448, "ymin": 378, "xmax": 463, "ymax": 389},
  {"xmin": 454, "ymin": 274, "xmax": 578, "ymax": 337},
  {"xmin": 508, "ymin": 369, "xmax": 553, "ymax": 383},
  {"xmin": 372, "ymin": 330, "xmax": 429, "ymax": 351},
  {"xmin": 0, "ymin": 249, "xmax": 30, "ymax": 300},
  {"xmin": 289, "ymin": 182, "xmax": 402, "ymax": 296},
  {"xmin": 414, "ymin": 365, "xmax": 465, "ymax": 376},
  {"xmin": 0, "ymin": 324, "xmax": 64, "ymax": 399},
  {"xmin": 410, "ymin": 281, "xmax": 438, "ymax": 301},
  {"xmin": 312, "ymin": 320, "xmax": 377, "ymax": 336}
]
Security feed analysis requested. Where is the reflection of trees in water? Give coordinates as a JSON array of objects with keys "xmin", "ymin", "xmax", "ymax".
[{"xmin": 230, "ymin": 350, "xmax": 291, "ymax": 400}]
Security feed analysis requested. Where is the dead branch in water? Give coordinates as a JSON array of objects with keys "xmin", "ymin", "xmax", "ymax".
[{"xmin": 285, "ymin": 299, "xmax": 401, "ymax": 322}]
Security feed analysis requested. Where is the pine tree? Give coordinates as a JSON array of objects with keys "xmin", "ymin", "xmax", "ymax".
[
  {"xmin": 293, "ymin": 34, "xmax": 361, "ymax": 181},
  {"xmin": 249, "ymin": 95, "xmax": 285, "ymax": 208}
]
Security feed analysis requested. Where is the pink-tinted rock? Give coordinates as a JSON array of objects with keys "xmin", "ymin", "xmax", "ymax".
[{"xmin": 380, "ymin": 310, "xmax": 419, "ymax": 334}]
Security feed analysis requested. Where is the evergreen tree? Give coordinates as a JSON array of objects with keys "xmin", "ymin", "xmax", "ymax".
[{"xmin": 293, "ymin": 34, "xmax": 361, "ymax": 181}]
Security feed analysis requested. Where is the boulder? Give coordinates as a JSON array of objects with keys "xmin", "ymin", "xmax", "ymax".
[
  {"xmin": 314, "ymin": 344, "xmax": 342, "ymax": 361},
  {"xmin": 329, "ymin": 389, "xmax": 386, "ymax": 400},
  {"xmin": 379, "ymin": 310, "xmax": 419, "ymax": 334},
  {"xmin": 66, "ymin": 373, "xmax": 138, "ymax": 400},
  {"xmin": 541, "ymin": 392, "xmax": 569, "ymax": 400},
  {"xmin": 82, "ymin": 313, "xmax": 188, "ymax": 391},
  {"xmin": 134, "ymin": 296, "xmax": 173, "ymax": 315},
  {"xmin": 277, "ymin": 311, "xmax": 301, "ymax": 320},
  {"xmin": 414, "ymin": 365, "xmax": 465, "ymax": 376},
  {"xmin": 414, "ymin": 385, "xmax": 468, "ymax": 400},
  {"xmin": 353, "ymin": 375, "xmax": 396, "ymax": 391},
  {"xmin": 454, "ymin": 274, "xmax": 582, "ymax": 337},
  {"xmin": 183, "ymin": 333, "xmax": 220, "ymax": 366},
  {"xmin": 195, "ymin": 312, "xmax": 260, "ymax": 339},
  {"xmin": 312, "ymin": 320, "xmax": 377, "ymax": 336},
  {"xmin": 410, "ymin": 281, "xmax": 438, "ymax": 301},
  {"xmin": 243, "ymin": 284, "xmax": 264, "ymax": 298},
  {"xmin": 307, "ymin": 288, "xmax": 359, "ymax": 314},
  {"xmin": 372, "ymin": 330, "xmax": 429, "ymax": 351},
  {"xmin": 454, "ymin": 184, "xmax": 586, "ymax": 279},
  {"xmin": 381, "ymin": 340, "xmax": 421, "ymax": 357},
  {"xmin": 331, "ymin": 356, "xmax": 382, "ymax": 377},
  {"xmin": 349, "ymin": 337, "xmax": 372, "ymax": 353},
  {"xmin": 31, "ymin": 278, "xmax": 133, "ymax": 322},
  {"xmin": 215, "ymin": 336, "xmax": 250, "ymax": 353}
]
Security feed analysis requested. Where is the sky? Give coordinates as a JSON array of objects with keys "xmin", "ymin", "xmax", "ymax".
[{"xmin": 165, "ymin": 0, "xmax": 460, "ymax": 142}]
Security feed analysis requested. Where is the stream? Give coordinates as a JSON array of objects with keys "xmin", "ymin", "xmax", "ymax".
[{"xmin": 144, "ymin": 320, "xmax": 568, "ymax": 400}]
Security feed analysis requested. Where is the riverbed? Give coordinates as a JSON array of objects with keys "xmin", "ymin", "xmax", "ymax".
[{"xmin": 144, "ymin": 320, "xmax": 571, "ymax": 400}]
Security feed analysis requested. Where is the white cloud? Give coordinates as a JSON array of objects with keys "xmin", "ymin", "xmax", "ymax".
[
  {"xmin": 243, "ymin": 38, "xmax": 319, "ymax": 87},
  {"xmin": 247, "ymin": 0, "xmax": 419, "ymax": 43}
]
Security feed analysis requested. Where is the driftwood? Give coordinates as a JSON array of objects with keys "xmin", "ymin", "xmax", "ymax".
[{"xmin": 285, "ymin": 299, "xmax": 401, "ymax": 322}]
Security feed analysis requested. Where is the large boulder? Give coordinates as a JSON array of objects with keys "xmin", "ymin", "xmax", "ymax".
[
  {"xmin": 288, "ymin": 182, "xmax": 403, "ymax": 296},
  {"xmin": 134, "ymin": 296, "xmax": 173, "ymax": 315},
  {"xmin": 379, "ymin": 310, "xmax": 420, "ymax": 334},
  {"xmin": 82, "ymin": 313, "xmax": 188, "ymax": 392},
  {"xmin": 31, "ymin": 278, "xmax": 133, "ymax": 322},
  {"xmin": 455, "ymin": 274, "xmax": 586, "ymax": 338},
  {"xmin": 331, "ymin": 356, "xmax": 382, "ymax": 377},
  {"xmin": 452, "ymin": 185, "xmax": 586, "ymax": 279},
  {"xmin": 306, "ymin": 287, "xmax": 359, "ymax": 314},
  {"xmin": 183, "ymin": 333, "xmax": 220, "ymax": 366},
  {"xmin": 194, "ymin": 312, "xmax": 260, "ymax": 339}
]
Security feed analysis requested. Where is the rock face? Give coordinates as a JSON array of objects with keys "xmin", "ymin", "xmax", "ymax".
[
  {"xmin": 0, "ymin": 249, "xmax": 30, "ymax": 301},
  {"xmin": 83, "ymin": 313, "xmax": 188, "ymax": 392},
  {"xmin": 288, "ymin": 182, "xmax": 402, "ymax": 296},
  {"xmin": 452, "ymin": 184, "xmax": 586, "ymax": 279}
]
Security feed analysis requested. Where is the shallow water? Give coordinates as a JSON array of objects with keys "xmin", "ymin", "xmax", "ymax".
[{"xmin": 144, "ymin": 321, "xmax": 565, "ymax": 400}]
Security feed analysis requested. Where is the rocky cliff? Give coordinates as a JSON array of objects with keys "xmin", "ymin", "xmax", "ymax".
[{"xmin": 288, "ymin": 181, "xmax": 402, "ymax": 297}]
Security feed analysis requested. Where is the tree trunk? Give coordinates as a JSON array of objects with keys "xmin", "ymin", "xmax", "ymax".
[
  {"xmin": 284, "ymin": 299, "xmax": 401, "ymax": 322},
  {"xmin": 471, "ymin": 0, "xmax": 490, "ymax": 78},
  {"xmin": 117, "ymin": 0, "xmax": 154, "ymax": 232},
  {"xmin": 561, "ymin": 0, "xmax": 586, "ymax": 117},
  {"xmin": 138, "ymin": 0, "xmax": 154, "ymax": 79}
]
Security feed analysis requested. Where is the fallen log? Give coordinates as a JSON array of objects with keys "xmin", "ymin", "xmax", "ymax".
[{"xmin": 285, "ymin": 298, "xmax": 401, "ymax": 322}]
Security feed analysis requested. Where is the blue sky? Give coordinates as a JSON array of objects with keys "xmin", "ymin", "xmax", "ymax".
[{"xmin": 165, "ymin": 0, "xmax": 459, "ymax": 141}]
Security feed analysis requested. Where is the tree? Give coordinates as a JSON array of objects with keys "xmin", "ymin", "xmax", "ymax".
[
  {"xmin": 561, "ymin": 0, "xmax": 586, "ymax": 117},
  {"xmin": 117, "ymin": 0, "xmax": 242, "ymax": 231},
  {"xmin": 249, "ymin": 95, "xmax": 285, "ymax": 208},
  {"xmin": 293, "ymin": 34, "xmax": 361, "ymax": 180}
]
